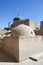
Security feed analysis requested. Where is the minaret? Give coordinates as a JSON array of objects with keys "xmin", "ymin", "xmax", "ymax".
[{"xmin": 8, "ymin": 22, "xmax": 10, "ymax": 28}]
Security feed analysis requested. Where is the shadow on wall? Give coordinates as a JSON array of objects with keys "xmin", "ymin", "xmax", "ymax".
[{"xmin": 0, "ymin": 50, "xmax": 14, "ymax": 62}]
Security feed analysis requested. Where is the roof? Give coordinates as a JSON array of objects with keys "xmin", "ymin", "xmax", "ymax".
[
  {"xmin": 13, "ymin": 16, "xmax": 22, "ymax": 22},
  {"xmin": 12, "ymin": 24, "xmax": 35, "ymax": 36}
]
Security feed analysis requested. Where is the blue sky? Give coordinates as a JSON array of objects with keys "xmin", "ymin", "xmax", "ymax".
[{"xmin": 0, "ymin": 0, "xmax": 43, "ymax": 29}]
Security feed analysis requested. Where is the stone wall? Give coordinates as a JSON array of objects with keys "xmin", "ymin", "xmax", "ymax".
[
  {"xmin": 19, "ymin": 36, "xmax": 43, "ymax": 61},
  {"xmin": 29, "ymin": 19, "xmax": 36, "ymax": 30},
  {"xmin": 40, "ymin": 21, "xmax": 43, "ymax": 30},
  {"xmin": 1, "ymin": 35, "xmax": 43, "ymax": 62},
  {"xmin": 35, "ymin": 21, "xmax": 43, "ymax": 35},
  {"xmin": 35, "ymin": 29, "xmax": 43, "ymax": 35},
  {"xmin": 11, "ymin": 19, "xmax": 36, "ymax": 30},
  {"xmin": 2, "ymin": 36, "xmax": 19, "ymax": 62}
]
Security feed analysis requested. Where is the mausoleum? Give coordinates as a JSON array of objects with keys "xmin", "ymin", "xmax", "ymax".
[{"xmin": 0, "ymin": 16, "xmax": 43, "ymax": 62}]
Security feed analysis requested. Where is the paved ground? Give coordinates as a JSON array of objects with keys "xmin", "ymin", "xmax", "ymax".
[{"xmin": 0, "ymin": 58, "xmax": 43, "ymax": 65}]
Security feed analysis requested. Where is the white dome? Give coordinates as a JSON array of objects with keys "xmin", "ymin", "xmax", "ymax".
[{"xmin": 12, "ymin": 24, "xmax": 35, "ymax": 36}]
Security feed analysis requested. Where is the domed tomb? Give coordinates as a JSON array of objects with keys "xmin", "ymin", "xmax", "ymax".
[{"xmin": 11, "ymin": 24, "xmax": 35, "ymax": 36}]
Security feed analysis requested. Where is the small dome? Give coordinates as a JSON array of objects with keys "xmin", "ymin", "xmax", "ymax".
[
  {"xmin": 13, "ymin": 16, "xmax": 22, "ymax": 22},
  {"xmin": 11, "ymin": 24, "xmax": 35, "ymax": 36}
]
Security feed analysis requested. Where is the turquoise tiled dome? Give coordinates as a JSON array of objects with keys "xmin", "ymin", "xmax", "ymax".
[{"xmin": 13, "ymin": 16, "xmax": 22, "ymax": 21}]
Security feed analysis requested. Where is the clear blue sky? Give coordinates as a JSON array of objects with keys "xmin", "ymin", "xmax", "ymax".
[{"xmin": 0, "ymin": 0, "xmax": 43, "ymax": 29}]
